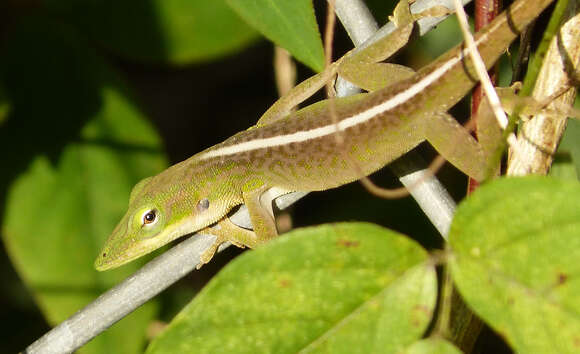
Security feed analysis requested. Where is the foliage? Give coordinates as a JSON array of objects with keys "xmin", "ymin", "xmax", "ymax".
[
  {"xmin": 143, "ymin": 177, "xmax": 580, "ymax": 354},
  {"xmin": 449, "ymin": 177, "xmax": 580, "ymax": 353},
  {"xmin": 0, "ymin": 0, "xmax": 578, "ymax": 353},
  {"xmin": 148, "ymin": 223, "xmax": 437, "ymax": 353}
]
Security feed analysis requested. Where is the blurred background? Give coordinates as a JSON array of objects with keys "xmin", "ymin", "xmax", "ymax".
[{"xmin": 2, "ymin": 0, "xmax": 571, "ymax": 352}]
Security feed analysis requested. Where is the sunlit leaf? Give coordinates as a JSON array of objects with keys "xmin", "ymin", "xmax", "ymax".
[
  {"xmin": 148, "ymin": 223, "xmax": 436, "ymax": 353},
  {"xmin": 227, "ymin": 0, "xmax": 324, "ymax": 71},
  {"xmin": 402, "ymin": 338, "xmax": 462, "ymax": 354},
  {"xmin": 450, "ymin": 176, "xmax": 580, "ymax": 354}
]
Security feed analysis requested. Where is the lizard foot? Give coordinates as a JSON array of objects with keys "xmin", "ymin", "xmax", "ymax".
[{"xmin": 196, "ymin": 216, "xmax": 258, "ymax": 269}]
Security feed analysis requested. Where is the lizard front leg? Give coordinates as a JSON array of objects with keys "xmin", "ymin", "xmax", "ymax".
[
  {"xmin": 197, "ymin": 217, "xmax": 259, "ymax": 268},
  {"xmin": 197, "ymin": 185, "xmax": 280, "ymax": 267}
]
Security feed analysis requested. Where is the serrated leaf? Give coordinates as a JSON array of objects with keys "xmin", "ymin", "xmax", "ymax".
[
  {"xmin": 147, "ymin": 223, "xmax": 436, "ymax": 354},
  {"xmin": 449, "ymin": 176, "xmax": 580, "ymax": 354},
  {"xmin": 0, "ymin": 17, "xmax": 166, "ymax": 354},
  {"xmin": 44, "ymin": 0, "xmax": 258, "ymax": 64},
  {"xmin": 227, "ymin": 0, "xmax": 324, "ymax": 72}
]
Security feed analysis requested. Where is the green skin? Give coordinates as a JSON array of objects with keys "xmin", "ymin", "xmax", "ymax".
[{"xmin": 95, "ymin": 0, "xmax": 555, "ymax": 271}]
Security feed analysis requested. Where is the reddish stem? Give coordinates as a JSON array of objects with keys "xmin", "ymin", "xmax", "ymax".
[{"xmin": 467, "ymin": 0, "xmax": 501, "ymax": 194}]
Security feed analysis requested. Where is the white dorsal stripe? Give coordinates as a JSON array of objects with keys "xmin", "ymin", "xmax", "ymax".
[{"xmin": 199, "ymin": 27, "xmax": 496, "ymax": 161}]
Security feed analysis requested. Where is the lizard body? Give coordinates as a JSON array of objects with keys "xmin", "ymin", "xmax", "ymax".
[{"xmin": 96, "ymin": 0, "xmax": 555, "ymax": 270}]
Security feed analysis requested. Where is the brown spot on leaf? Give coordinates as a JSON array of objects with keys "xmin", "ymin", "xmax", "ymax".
[
  {"xmin": 413, "ymin": 305, "xmax": 432, "ymax": 316},
  {"xmin": 279, "ymin": 279, "xmax": 292, "ymax": 288},
  {"xmin": 337, "ymin": 239, "xmax": 360, "ymax": 248},
  {"xmin": 410, "ymin": 305, "xmax": 433, "ymax": 327},
  {"xmin": 557, "ymin": 272, "xmax": 568, "ymax": 285},
  {"xmin": 102, "ymin": 253, "xmax": 107, "ymax": 258}
]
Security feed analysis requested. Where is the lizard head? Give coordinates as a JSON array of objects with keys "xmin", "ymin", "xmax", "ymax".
[{"xmin": 94, "ymin": 167, "xmax": 236, "ymax": 271}]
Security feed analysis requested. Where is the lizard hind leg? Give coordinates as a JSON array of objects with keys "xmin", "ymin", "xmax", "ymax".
[{"xmin": 424, "ymin": 112, "xmax": 489, "ymax": 182}]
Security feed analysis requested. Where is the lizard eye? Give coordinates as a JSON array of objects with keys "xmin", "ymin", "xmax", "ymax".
[
  {"xmin": 197, "ymin": 198, "xmax": 210, "ymax": 212},
  {"xmin": 141, "ymin": 209, "xmax": 158, "ymax": 226}
]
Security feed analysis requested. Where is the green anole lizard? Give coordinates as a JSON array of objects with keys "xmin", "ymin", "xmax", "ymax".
[{"xmin": 95, "ymin": 0, "xmax": 555, "ymax": 271}]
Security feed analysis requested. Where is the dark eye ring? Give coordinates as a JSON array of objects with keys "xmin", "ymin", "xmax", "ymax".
[
  {"xmin": 142, "ymin": 209, "xmax": 157, "ymax": 225},
  {"xmin": 197, "ymin": 198, "xmax": 210, "ymax": 212}
]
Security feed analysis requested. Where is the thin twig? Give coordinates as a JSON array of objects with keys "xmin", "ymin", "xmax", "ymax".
[
  {"xmin": 467, "ymin": 0, "xmax": 499, "ymax": 193},
  {"xmin": 273, "ymin": 46, "xmax": 297, "ymax": 98}
]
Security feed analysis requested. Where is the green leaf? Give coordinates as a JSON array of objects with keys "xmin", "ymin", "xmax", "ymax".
[
  {"xmin": 227, "ymin": 0, "xmax": 324, "ymax": 72},
  {"xmin": 0, "ymin": 17, "xmax": 167, "ymax": 354},
  {"xmin": 556, "ymin": 119, "xmax": 580, "ymax": 179},
  {"xmin": 449, "ymin": 176, "xmax": 580, "ymax": 354},
  {"xmin": 44, "ymin": 0, "xmax": 258, "ymax": 64},
  {"xmin": 402, "ymin": 338, "xmax": 462, "ymax": 354},
  {"xmin": 147, "ymin": 223, "xmax": 436, "ymax": 353}
]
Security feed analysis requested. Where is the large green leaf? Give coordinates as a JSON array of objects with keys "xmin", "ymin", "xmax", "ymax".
[
  {"xmin": 227, "ymin": 0, "xmax": 324, "ymax": 72},
  {"xmin": 449, "ymin": 176, "xmax": 580, "ymax": 353},
  {"xmin": 401, "ymin": 338, "xmax": 462, "ymax": 354},
  {"xmin": 44, "ymin": 0, "xmax": 258, "ymax": 64},
  {"xmin": 0, "ymin": 17, "xmax": 167, "ymax": 354},
  {"xmin": 147, "ymin": 223, "xmax": 436, "ymax": 353}
]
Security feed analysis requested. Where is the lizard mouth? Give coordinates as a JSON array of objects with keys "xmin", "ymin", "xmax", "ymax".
[{"xmin": 94, "ymin": 248, "xmax": 137, "ymax": 271}]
